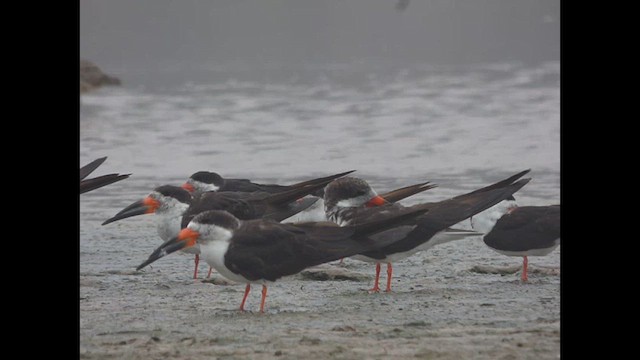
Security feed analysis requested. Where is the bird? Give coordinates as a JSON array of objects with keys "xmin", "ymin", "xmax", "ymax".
[
  {"xmin": 282, "ymin": 180, "xmax": 439, "ymax": 223},
  {"xmin": 323, "ymin": 180, "xmax": 439, "ymax": 264},
  {"xmin": 80, "ymin": 156, "xmax": 130, "ymax": 194},
  {"xmin": 181, "ymin": 170, "xmax": 355, "ymax": 198},
  {"xmin": 470, "ymin": 197, "xmax": 560, "ymax": 282},
  {"xmin": 103, "ymin": 185, "xmax": 200, "ymax": 276},
  {"xmin": 102, "ymin": 171, "xmax": 352, "ymax": 279},
  {"xmin": 322, "ymin": 170, "xmax": 531, "ymax": 292},
  {"xmin": 136, "ymin": 205, "xmax": 432, "ymax": 313},
  {"xmin": 179, "ymin": 178, "xmax": 341, "ymax": 227}
]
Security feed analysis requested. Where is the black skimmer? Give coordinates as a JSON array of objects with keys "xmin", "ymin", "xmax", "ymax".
[
  {"xmin": 327, "ymin": 180, "xmax": 438, "ymax": 263},
  {"xmin": 80, "ymin": 157, "xmax": 130, "ymax": 194},
  {"xmin": 282, "ymin": 180, "xmax": 439, "ymax": 223},
  {"xmin": 181, "ymin": 170, "xmax": 355, "ymax": 198},
  {"xmin": 470, "ymin": 198, "xmax": 560, "ymax": 282},
  {"xmin": 102, "ymin": 185, "xmax": 201, "ymax": 276},
  {"xmin": 179, "ymin": 175, "xmax": 345, "ymax": 227},
  {"xmin": 102, "ymin": 171, "xmax": 352, "ymax": 278},
  {"xmin": 323, "ymin": 170, "xmax": 531, "ymax": 292},
  {"xmin": 136, "ymin": 205, "xmax": 432, "ymax": 313}
]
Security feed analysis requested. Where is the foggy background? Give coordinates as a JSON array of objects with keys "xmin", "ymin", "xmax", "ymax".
[{"xmin": 80, "ymin": 0, "xmax": 559, "ymax": 87}]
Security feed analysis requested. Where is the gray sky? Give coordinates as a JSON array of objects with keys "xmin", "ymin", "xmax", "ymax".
[{"xmin": 81, "ymin": 0, "xmax": 559, "ymax": 77}]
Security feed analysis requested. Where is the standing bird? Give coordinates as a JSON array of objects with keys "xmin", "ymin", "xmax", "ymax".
[
  {"xmin": 471, "ymin": 198, "xmax": 560, "ymax": 282},
  {"xmin": 103, "ymin": 185, "xmax": 198, "ymax": 275},
  {"xmin": 324, "ymin": 180, "xmax": 439, "ymax": 263},
  {"xmin": 102, "ymin": 172, "xmax": 350, "ymax": 278},
  {"xmin": 136, "ymin": 205, "xmax": 431, "ymax": 313},
  {"xmin": 80, "ymin": 157, "xmax": 130, "ymax": 194},
  {"xmin": 323, "ymin": 170, "xmax": 531, "ymax": 292}
]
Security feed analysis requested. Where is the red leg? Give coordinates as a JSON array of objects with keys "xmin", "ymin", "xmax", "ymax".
[
  {"xmin": 385, "ymin": 263, "xmax": 393, "ymax": 292},
  {"xmin": 338, "ymin": 258, "xmax": 344, "ymax": 265},
  {"xmin": 193, "ymin": 254, "xmax": 200, "ymax": 280},
  {"xmin": 521, "ymin": 256, "xmax": 529, "ymax": 282},
  {"xmin": 260, "ymin": 285, "xmax": 268, "ymax": 314},
  {"xmin": 369, "ymin": 263, "xmax": 381, "ymax": 293},
  {"xmin": 240, "ymin": 284, "xmax": 251, "ymax": 311},
  {"xmin": 207, "ymin": 267, "xmax": 213, "ymax": 279}
]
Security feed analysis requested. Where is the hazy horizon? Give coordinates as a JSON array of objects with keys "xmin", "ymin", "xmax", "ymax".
[{"xmin": 81, "ymin": 0, "xmax": 559, "ymax": 86}]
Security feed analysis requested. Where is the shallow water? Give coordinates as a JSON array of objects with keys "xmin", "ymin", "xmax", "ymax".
[{"xmin": 80, "ymin": 62, "xmax": 560, "ymax": 359}]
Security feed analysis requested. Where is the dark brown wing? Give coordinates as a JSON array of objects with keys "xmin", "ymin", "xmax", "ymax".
[
  {"xmin": 80, "ymin": 173, "xmax": 130, "ymax": 194},
  {"xmin": 224, "ymin": 205, "xmax": 430, "ymax": 282},
  {"xmin": 253, "ymin": 180, "xmax": 333, "ymax": 221},
  {"xmin": 181, "ymin": 192, "xmax": 258, "ymax": 228},
  {"xmin": 483, "ymin": 205, "xmax": 560, "ymax": 251},
  {"xmin": 261, "ymin": 197, "xmax": 319, "ymax": 222},
  {"xmin": 351, "ymin": 178, "xmax": 531, "ymax": 255},
  {"xmin": 262, "ymin": 178, "xmax": 331, "ymax": 206},
  {"xmin": 223, "ymin": 221, "xmax": 362, "ymax": 281},
  {"xmin": 418, "ymin": 178, "xmax": 530, "ymax": 227},
  {"xmin": 80, "ymin": 157, "xmax": 107, "ymax": 180},
  {"xmin": 453, "ymin": 169, "xmax": 530, "ymax": 199},
  {"xmin": 378, "ymin": 182, "xmax": 438, "ymax": 203},
  {"xmin": 278, "ymin": 170, "xmax": 356, "ymax": 197},
  {"xmin": 183, "ymin": 189, "xmax": 321, "ymax": 227},
  {"xmin": 224, "ymin": 170, "xmax": 356, "ymax": 195},
  {"xmin": 235, "ymin": 179, "xmax": 330, "ymax": 221},
  {"xmin": 221, "ymin": 179, "xmax": 286, "ymax": 193},
  {"xmin": 285, "ymin": 170, "xmax": 356, "ymax": 189}
]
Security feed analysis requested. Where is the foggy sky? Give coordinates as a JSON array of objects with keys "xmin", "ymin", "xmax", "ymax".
[{"xmin": 80, "ymin": 0, "xmax": 559, "ymax": 77}]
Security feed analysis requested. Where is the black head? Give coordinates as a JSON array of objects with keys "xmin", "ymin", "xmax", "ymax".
[
  {"xmin": 189, "ymin": 171, "xmax": 224, "ymax": 186},
  {"xmin": 323, "ymin": 177, "xmax": 376, "ymax": 206},
  {"xmin": 154, "ymin": 185, "xmax": 193, "ymax": 204},
  {"xmin": 193, "ymin": 210, "xmax": 241, "ymax": 231}
]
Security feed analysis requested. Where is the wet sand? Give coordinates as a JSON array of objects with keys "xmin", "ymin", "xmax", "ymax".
[{"xmin": 80, "ymin": 187, "xmax": 560, "ymax": 359}]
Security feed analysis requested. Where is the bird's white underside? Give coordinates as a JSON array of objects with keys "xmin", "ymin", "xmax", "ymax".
[{"xmin": 487, "ymin": 238, "xmax": 560, "ymax": 257}]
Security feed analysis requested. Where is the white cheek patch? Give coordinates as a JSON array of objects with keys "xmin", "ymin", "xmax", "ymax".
[
  {"xmin": 156, "ymin": 201, "xmax": 190, "ymax": 241},
  {"xmin": 171, "ymin": 200, "xmax": 190, "ymax": 215},
  {"xmin": 195, "ymin": 181, "xmax": 219, "ymax": 193},
  {"xmin": 157, "ymin": 197, "xmax": 189, "ymax": 216},
  {"xmin": 335, "ymin": 194, "xmax": 372, "ymax": 208},
  {"xmin": 196, "ymin": 224, "xmax": 234, "ymax": 244},
  {"xmin": 209, "ymin": 226, "xmax": 234, "ymax": 243}
]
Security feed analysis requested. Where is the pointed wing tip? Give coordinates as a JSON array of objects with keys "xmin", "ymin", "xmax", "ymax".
[{"xmin": 80, "ymin": 156, "xmax": 110, "ymax": 180}]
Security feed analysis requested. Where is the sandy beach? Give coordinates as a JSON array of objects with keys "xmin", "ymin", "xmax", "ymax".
[{"xmin": 80, "ymin": 189, "xmax": 560, "ymax": 359}]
